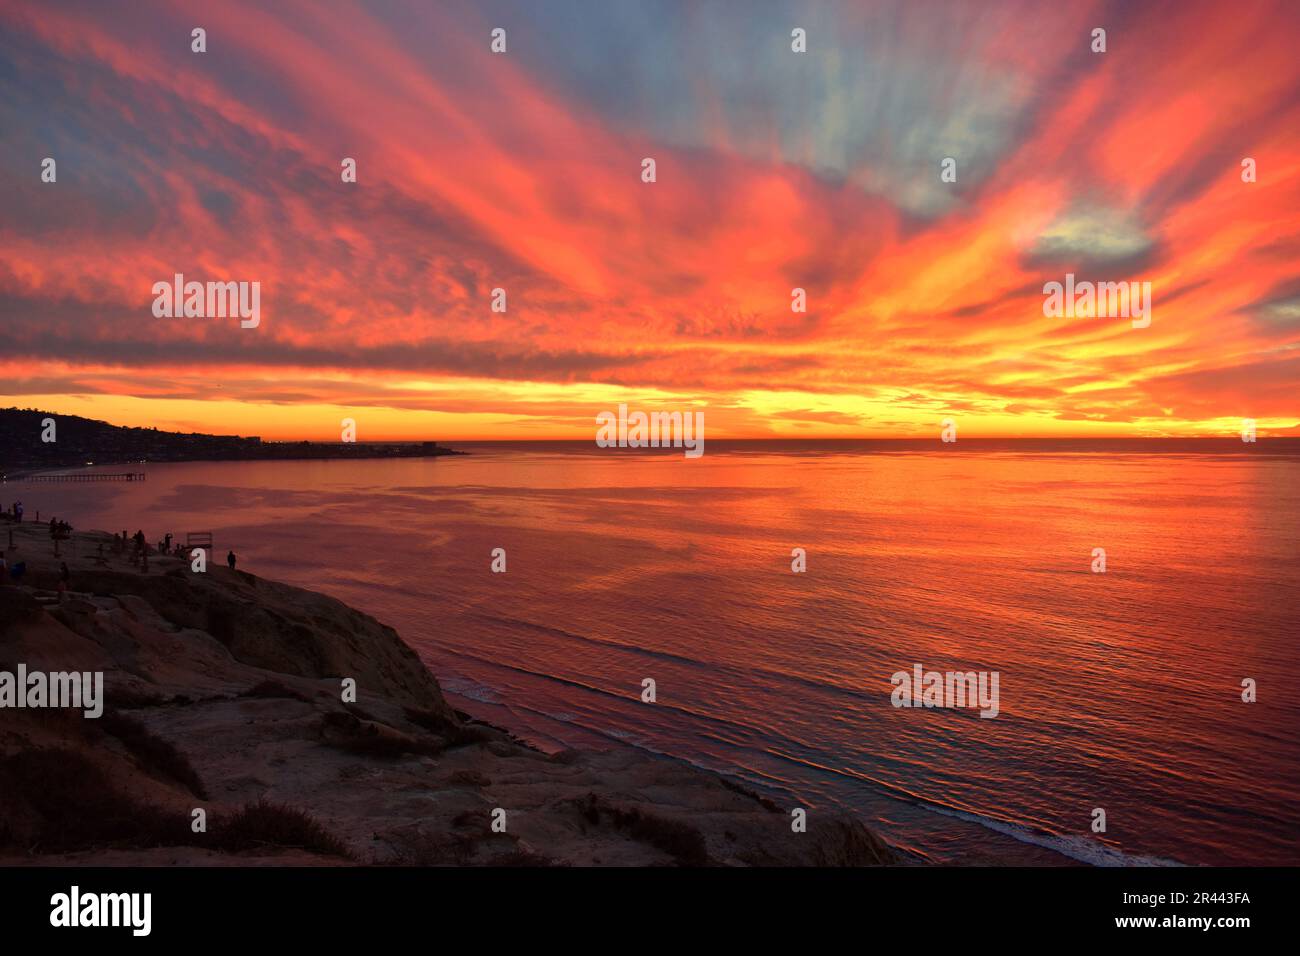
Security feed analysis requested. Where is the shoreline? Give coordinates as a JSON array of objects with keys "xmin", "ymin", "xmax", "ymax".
[
  {"xmin": 0, "ymin": 520, "xmax": 896, "ymax": 866},
  {"xmin": 0, "ymin": 487, "xmax": 1201, "ymax": 868},
  {"xmin": 2, "ymin": 448, "xmax": 467, "ymax": 482}
]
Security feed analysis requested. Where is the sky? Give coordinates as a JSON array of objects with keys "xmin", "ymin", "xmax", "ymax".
[{"xmin": 1, "ymin": 0, "xmax": 1298, "ymax": 440}]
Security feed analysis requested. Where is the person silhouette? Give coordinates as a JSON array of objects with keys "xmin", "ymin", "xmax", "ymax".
[{"xmin": 227, "ymin": 550, "xmax": 236, "ymax": 570}]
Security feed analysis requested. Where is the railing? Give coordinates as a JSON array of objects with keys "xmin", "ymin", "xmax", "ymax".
[{"xmin": 19, "ymin": 472, "xmax": 146, "ymax": 482}]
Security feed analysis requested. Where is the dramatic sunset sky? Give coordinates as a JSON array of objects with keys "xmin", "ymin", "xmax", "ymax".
[{"xmin": 2, "ymin": 0, "xmax": 1298, "ymax": 440}]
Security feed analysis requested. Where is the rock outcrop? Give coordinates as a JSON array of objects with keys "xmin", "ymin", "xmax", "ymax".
[{"xmin": 0, "ymin": 524, "xmax": 895, "ymax": 866}]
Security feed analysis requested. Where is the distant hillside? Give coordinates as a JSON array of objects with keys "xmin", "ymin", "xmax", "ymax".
[{"xmin": 0, "ymin": 407, "xmax": 460, "ymax": 474}]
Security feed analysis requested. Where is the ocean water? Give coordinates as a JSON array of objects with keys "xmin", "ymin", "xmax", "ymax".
[{"xmin": 13, "ymin": 440, "xmax": 1300, "ymax": 865}]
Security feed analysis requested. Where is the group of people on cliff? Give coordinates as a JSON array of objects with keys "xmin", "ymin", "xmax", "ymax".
[
  {"xmin": 2, "ymin": 512, "xmax": 241, "ymax": 598},
  {"xmin": 109, "ymin": 528, "xmax": 238, "ymax": 570}
]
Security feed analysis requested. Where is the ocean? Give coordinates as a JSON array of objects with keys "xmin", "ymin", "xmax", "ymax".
[{"xmin": 12, "ymin": 439, "xmax": 1300, "ymax": 865}]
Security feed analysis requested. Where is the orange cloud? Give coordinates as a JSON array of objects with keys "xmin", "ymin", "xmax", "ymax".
[{"xmin": 0, "ymin": 0, "xmax": 1296, "ymax": 438}]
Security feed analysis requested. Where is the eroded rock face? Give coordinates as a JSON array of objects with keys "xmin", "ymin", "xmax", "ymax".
[
  {"xmin": 19, "ymin": 555, "xmax": 455, "ymax": 721},
  {"xmin": 0, "ymin": 525, "xmax": 896, "ymax": 867}
]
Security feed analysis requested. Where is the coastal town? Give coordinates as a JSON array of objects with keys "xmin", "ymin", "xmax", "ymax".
[{"xmin": 0, "ymin": 407, "xmax": 461, "ymax": 477}]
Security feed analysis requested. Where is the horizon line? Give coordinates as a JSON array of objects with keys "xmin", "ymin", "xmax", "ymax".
[{"xmin": 5, "ymin": 406, "xmax": 1297, "ymax": 444}]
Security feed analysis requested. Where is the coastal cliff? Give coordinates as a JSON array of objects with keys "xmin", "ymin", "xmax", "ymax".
[{"xmin": 0, "ymin": 523, "xmax": 895, "ymax": 866}]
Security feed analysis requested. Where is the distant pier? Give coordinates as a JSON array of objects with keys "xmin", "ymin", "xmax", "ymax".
[{"xmin": 14, "ymin": 472, "xmax": 146, "ymax": 483}]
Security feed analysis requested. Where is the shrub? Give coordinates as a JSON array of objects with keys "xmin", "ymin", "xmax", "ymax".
[
  {"xmin": 0, "ymin": 748, "xmax": 192, "ymax": 853},
  {"xmin": 576, "ymin": 793, "xmax": 710, "ymax": 866},
  {"xmin": 211, "ymin": 799, "xmax": 348, "ymax": 857},
  {"xmin": 809, "ymin": 819, "xmax": 897, "ymax": 866},
  {"xmin": 99, "ymin": 709, "xmax": 208, "ymax": 798}
]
